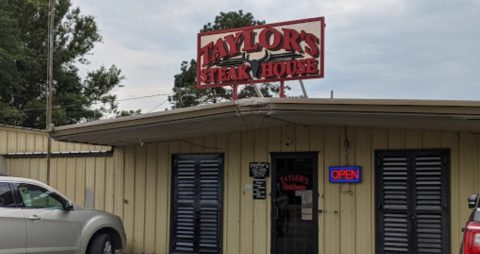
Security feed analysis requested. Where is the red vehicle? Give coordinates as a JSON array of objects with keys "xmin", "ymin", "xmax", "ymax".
[{"xmin": 461, "ymin": 194, "xmax": 480, "ymax": 254}]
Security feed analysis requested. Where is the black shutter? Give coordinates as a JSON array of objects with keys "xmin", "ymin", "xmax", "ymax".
[
  {"xmin": 376, "ymin": 153, "xmax": 411, "ymax": 253},
  {"xmin": 376, "ymin": 150, "xmax": 450, "ymax": 254},
  {"xmin": 171, "ymin": 154, "xmax": 223, "ymax": 254},
  {"xmin": 413, "ymin": 153, "xmax": 449, "ymax": 253},
  {"xmin": 172, "ymin": 159, "xmax": 196, "ymax": 252}
]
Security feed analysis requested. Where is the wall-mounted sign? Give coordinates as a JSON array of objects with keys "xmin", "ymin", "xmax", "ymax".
[
  {"xmin": 329, "ymin": 166, "xmax": 361, "ymax": 183},
  {"xmin": 250, "ymin": 162, "xmax": 269, "ymax": 200},
  {"xmin": 197, "ymin": 17, "xmax": 325, "ymax": 89},
  {"xmin": 249, "ymin": 162, "xmax": 270, "ymax": 178},
  {"xmin": 253, "ymin": 178, "xmax": 267, "ymax": 200}
]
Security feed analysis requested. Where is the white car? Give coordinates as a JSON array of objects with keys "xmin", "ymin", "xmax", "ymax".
[{"xmin": 0, "ymin": 176, "xmax": 126, "ymax": 254}]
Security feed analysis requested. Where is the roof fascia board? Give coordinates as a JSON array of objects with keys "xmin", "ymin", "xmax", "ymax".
[
  {"xmin": 252, "ymin": 98, "xmax": 480, "ymax": 107},
  {"xmin": 50, "ymin": 98, "xmax": 480, "ymax": 140},
  {"xmin": 52, "ymin": 102, "xmax": 245, "ymax": 137},
  {"xmin": 0, "ymin": 124, "xmax": 46, "ymax": 134},
  {"xmin": 264, "ymin": 103, "xmax": 480, "ymax": 117}
]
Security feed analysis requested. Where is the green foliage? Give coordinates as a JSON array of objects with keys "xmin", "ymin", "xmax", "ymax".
[
  {"xmin": 169, "ymin": 10, "xmax": 289, "ymax": 109},
  {"xmin": 201, "ymin": 10, "xmax": 265, "ymax": 32},
  {"xmin": 0, "ymin": 0, "xmax": 125, "ymax": 128},
  {"xmin": 116, "ymin": 109, "xmax": 142, "ymax": 118},
  {"xmin": 169, "ymin": 60, "xmax": 229, "ymax": 109},
  {"xmin": 238, "ymin": 83, "xmax": 287, "ymax": 99}
]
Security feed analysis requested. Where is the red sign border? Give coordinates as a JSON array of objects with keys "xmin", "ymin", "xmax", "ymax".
[{"xmin": 196, "ymin": 17, "xmax": 325, "ymax": 89}]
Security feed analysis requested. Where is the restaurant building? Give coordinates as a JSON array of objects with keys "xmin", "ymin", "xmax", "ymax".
[
  {"xmin": 5, "ymin": 16, "xmax": 480, "ymax": 254},
  {"xmin": 20, "ymin": 97, "xmax": 476, "ymax": 254}
]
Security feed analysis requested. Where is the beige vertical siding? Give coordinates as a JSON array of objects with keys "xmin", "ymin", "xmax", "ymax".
[
  {"xmin": 0, "ymin": 125, "xmax": 110, "ymax": 154},
  {"xmin": 7, "ymin": 156, "xmax": 114, "ymax": 209},
  {"xmin": 6, "ymin": 125, "xmax": 480, "ymax": 254}
]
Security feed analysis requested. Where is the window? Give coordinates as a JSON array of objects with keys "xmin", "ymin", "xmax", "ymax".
[
  {"xmin": 16, "ymin": 183, "xmax": 64, "ymax": 209},
  {"xmin": 0, "ymin": 183, "xmax": 15, "ymax": 208}
]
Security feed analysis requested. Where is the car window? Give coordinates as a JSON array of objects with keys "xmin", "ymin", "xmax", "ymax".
[
  {"xmin": 0, "ymin": 182, "xmax": 15, "ymax": 208},
  {"xmin": 16, "ymin": 183, "xmax": 64, "ymax": 209}
]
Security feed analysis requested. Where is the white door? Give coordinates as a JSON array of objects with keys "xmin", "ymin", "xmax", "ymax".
[
  {"xmin": 0, "ymin": 182, "xmax": 26, "ymax": 254},
  {"xmin": 16, "ymin": 183, "xmax": 80, "ymax": 254}
]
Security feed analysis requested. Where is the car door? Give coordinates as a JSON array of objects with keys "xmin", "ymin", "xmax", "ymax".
[
  {"xmin": 0, "ymin": 182, "xmax": 26, "ymax": 254},
  {"xmin": 15, "ymin": 182, "xmax": 80, "ymax": 254}
]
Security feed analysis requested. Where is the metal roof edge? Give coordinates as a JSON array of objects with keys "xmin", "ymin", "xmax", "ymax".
[
  {"xmin": 55, "ymin": 100, "xmax": 238, "ymax": 130},
  {"xmin": 0, "ymin": 124, "xmax": 46, "ymax": 133},
  {"xmin": 50, "ymin": 98, "xmax": 480, "ymax": 140},
  {"xmin": 51, "ymin": 100, "xmax": 243, "ymax": 138},
  {"xmin": 237, "ymin": 97, "xmax": 480, "ymax": 107}
]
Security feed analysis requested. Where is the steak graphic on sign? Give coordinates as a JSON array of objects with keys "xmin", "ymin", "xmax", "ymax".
[{"xmin": 197, "ymin": 17, "xmax": 325, "ymax": 88}]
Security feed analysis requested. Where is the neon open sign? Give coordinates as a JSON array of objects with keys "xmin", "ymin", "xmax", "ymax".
[{"xmin": 329, "ymin": 166, "xmax": 361, "ymax": 184}]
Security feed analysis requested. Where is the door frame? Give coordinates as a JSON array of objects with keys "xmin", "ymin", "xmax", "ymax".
[
  {"xmin": 270, "ymin": 152, "xmax": 319, "ymax": 254},
  {"xmin": 374, "ymin": 149, "xmax": 450, "ymax": 254}
]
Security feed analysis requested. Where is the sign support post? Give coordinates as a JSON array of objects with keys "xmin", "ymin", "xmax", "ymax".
[
  {"xmin": 253, "ymin": 84, "xmax": 264, "ymax": 98},
  {"xmin": 299, "ymin": 80, "xmax": 308, "ymax": 98},
  {"xmin": 280, "ymin": 81, "xmax": 285, "ymax": 98},
  {"xmin": 232, "ymin": 84, "xmax": 238, "ymax": 100}
]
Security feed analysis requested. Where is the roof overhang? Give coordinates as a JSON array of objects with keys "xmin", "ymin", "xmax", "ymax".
[{"xmin": 51, "ymin": 98, "xmax": 480, "ymax": 146}]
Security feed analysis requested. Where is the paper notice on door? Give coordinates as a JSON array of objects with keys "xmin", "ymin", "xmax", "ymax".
[{"xmin": 301, "ymin": 190, "xmax": 313, "ymax": 220}]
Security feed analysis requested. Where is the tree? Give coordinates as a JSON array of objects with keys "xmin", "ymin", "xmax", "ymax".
[
  {"xmin": 116, "ymin": 109, "xmax": 142, "ymax": 118},
  {"xmin": 201, "ymin": 10, "xmax": 264, "ymax": 32},
  {"xmin": 0, "ymin": 0, "xmax": 24, "ymax": 125},
  {"xmin": 0, "ymin": 0, "xmax": 126, "ymax": 128},
  {"xmin": 168, "ymin": 10, "xmax": 287, "ymax": 109}
]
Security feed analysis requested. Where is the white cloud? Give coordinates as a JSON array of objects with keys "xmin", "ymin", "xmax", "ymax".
[
  {"xmin": 76, "ymin": 35, "xmax": 178, "ymax": 112},
  {"xmin": 71, "ymin": 0, "xmax": 480, "ymax": 113}
]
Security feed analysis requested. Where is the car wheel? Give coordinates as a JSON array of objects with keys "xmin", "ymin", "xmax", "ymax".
[{"xmin": 88, "ymin": 233, "xmax": 114, "ymax": 254}]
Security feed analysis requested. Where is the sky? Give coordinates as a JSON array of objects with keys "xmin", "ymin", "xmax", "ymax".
[{"xmin": 71, "ymin": 0, "xmax": 480, "ymax": 113}]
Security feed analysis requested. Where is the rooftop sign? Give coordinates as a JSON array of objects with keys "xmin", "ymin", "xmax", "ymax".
[{"xmin": 196, "ymin": 17, "xmax": 325, "ymax": 89}]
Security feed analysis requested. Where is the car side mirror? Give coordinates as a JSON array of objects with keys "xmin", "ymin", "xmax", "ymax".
[
  {"xmin": 468, "ymin": 194, "xmax": 479, "ymax": 208},
  {"xmin": 64, "ymin": 201, "xmax": 74, "ymax": 211}
]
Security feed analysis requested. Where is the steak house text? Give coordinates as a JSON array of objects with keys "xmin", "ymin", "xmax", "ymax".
[{"xmin": 199, "ymin": 26, "xmax": 321, "ymax": 84}]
